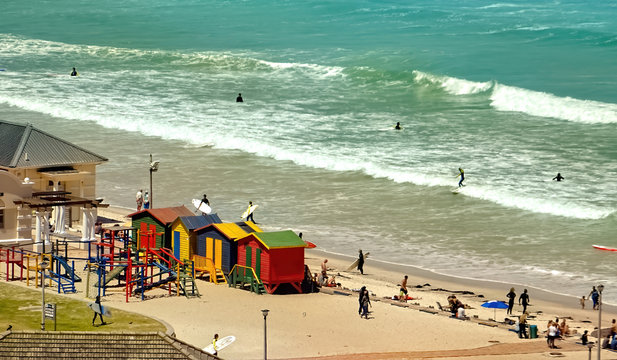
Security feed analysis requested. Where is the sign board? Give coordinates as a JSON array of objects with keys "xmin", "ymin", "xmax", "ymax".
[{"xmin": 44, "ymin": 303, "xmax": 56, "ymax": 319}]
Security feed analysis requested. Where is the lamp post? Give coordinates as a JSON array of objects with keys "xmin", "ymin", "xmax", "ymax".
[
  {"xmin": 598, "ymin": 284, "xmax": 604, "ymax": 360},
  {"xmin": 149, "ymin": 154, "xmax": 159, "ymax": 209},
  {"xmin": 40, "ymin": 260, "xmax": 49, "ymax": 331},
  {"xmin": 262, "ymin": 309, "xmax": 269, "ymax": 360}
]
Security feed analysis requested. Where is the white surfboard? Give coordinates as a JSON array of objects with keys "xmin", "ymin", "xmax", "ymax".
[
  {"xmin": 88, "ymin": 302, "xmax": 112, "ymax": 317},
  {"xmin": 203, "ymin": 335, "xmax": 236, "ymax": 354},
  {"xmin": 346, "ymin": 252, "xmax": 370, "ymax": 271},
  {"xmin": 241, "ymin": 204, "xmax": 259, "ymax": 219},
  {"xmin": 192, "ymin": 198, "xmax": 212, "ymax": 214}
]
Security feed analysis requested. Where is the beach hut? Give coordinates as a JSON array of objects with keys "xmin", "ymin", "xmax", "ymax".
[
  {"xmin": 170, "ymin": 214, "xmax": 222, "ymax": 262},
  {"xmin": 128, "ymin": 206, "xmax": 194, "ymax": 250},
  {"xmin": 192, "ymin": 222, "xmax": 262, "ymax": 278},
  {"xmin": 235, "ymin": 230, "xmax": 307, "ymax": 294}
]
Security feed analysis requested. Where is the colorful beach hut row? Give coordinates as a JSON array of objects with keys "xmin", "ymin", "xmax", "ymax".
[{"xmin": 128, "ymin": 206, "xmax": 308, "ymax": 293}]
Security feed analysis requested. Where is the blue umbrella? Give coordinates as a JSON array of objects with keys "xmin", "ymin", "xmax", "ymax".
[{"xmin": 481, "ymin": 300, "xmax": 509, "ymax": 320}]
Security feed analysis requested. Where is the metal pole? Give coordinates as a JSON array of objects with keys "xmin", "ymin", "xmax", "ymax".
[
  {"xmin": 598, "ymin": 284, "xmax": 604, "ymax": 360},
  {"xmin": 262, "ymin": 309, "xmax": 269, "ymax": 360},
  {"xmin": 149, "ymin": 154, "xmax": 153, "ymax": 210},
  {"xmin": 41, "ymin": 265, "xmax": 45, "ymax": 331}
]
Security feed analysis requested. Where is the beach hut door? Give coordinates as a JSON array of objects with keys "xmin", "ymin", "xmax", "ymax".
[
  {"xmin": 174, "ymin": 231, "xmax": 180, "ymax": 259},
  {"xmin": 255, "ymin": 248, "xmax": 261, "ymax": 279},
  {"xmin": 246, "ymin": 246, "xmax": 252, "ymax": 269}
]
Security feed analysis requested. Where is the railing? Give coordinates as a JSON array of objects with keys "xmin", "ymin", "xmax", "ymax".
[{"xmin": 228, "ymin": 264, "xmax": 263, "ymax": 294}]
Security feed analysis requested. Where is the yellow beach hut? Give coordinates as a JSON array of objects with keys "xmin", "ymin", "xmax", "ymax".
[{"xmin": 170, "ymin": 214, "xmax": 222, "ymax": 262}]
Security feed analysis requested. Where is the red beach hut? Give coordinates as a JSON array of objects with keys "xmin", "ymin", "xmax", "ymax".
[{"xmin": 235, "ymin": 230, "xmax": 307, "ymax": 294}]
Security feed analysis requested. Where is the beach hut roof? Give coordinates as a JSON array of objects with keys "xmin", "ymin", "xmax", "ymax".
[
  {"xmin": 237, "ymin": 230, "xmax": 307, "ymax": 250},
  {"xmin": 128, "ymin": 206, "xmax": 194, "ymax": 225},
  {"xmin": 177, "ymin": 214, "xmax": 222, "ymax": 230},
  {"xmin": 235, "ymin": 221, "xmax": 263, "ymax": 233},
  {"xmin": 0, "ymin": 120, "xmax": 108, "ymax": 169},
  {"xmin": 195, "ymin": 222, "xmax": 255, "ymax": 239}
]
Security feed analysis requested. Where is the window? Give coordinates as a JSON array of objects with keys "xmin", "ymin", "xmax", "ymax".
[{"xmin": 0, "ymin": 209, "xmax": 4, "ymax": 229}]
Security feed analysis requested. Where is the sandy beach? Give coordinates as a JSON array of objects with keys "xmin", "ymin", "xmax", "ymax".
[{"xmin": 6, "ymin": 206, "xmax": 608, "ymax": 360}]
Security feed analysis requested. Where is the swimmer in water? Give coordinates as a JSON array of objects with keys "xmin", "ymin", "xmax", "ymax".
[
  {"xmin": 395, "ymin": 122, "xmax": 401, "ymax": 130},
  {"xmin": 456, "ymin": 168, "xmax": 465, "ymax": 187},
  {"xmin": 552, "ymin": 173, "xmax": 564, "ymax": 181},
  {"xmin": 70, "ymin": 67, "xmax": 78, "ymax": 76}
]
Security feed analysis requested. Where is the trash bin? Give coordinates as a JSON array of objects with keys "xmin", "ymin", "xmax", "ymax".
[{"xmin": 530, "ymin": 324, "xmax": 538, "ymax": 339}]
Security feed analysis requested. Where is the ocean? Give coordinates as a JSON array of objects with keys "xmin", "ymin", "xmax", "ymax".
[{"xmin": 1, "ymin": 0, "xmax": 616, "ymax": 302}]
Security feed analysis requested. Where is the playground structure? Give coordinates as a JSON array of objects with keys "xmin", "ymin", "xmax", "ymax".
[
  {"xmin": 0, "ymin": 239, "xmax": 82, "ymax": 294},
  {"xmin": 85, "ymin": 224, "xmax": 200, "ymax": 302}
]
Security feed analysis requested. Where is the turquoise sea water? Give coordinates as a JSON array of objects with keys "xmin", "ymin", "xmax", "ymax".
[{"xmin": 1, "ymin": 1, "xmax": 617, "ymax": 302}]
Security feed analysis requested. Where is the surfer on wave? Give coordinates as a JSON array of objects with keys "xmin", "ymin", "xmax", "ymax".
[{"xmin": 456, "ymin": 168, "xmax": 465, "ymax": 187}]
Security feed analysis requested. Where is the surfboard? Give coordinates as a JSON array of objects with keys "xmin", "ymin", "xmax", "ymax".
[
  {"xmin": 192, "ymin": 198, "xmax": 212, "ymax": 214},
  {"xmin": 241, "ymin": 204, "xmax": 259, "ymax": 219},
  {"xmin": 592, "ymin": 245, "xmax": 617, "ymax": 252},
  {"xmin": 203, "ymin": 335, "xmax": 236, "ymax": 354},
  {"xmin": 88, "ymin": 302, "xmax": 112, "ymax": 317},
  {"xmin": 346, "ymin": 252, "xmax": 370, "ymax": 271},
  {"xmin": 452, "ymin": 188, "xmax": 461, "ymax": 194}
]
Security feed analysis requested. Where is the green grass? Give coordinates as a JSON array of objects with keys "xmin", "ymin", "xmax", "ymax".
[{"xmin": 0, "ymin": 282, "xmax": 165, "ymax": 332}]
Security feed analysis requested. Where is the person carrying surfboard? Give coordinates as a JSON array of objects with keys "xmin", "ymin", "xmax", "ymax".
[
  {"xmin": 91, "ymin": 295, "xmax": 106, "ymax": 326},
  {"xmin": 212, "ymin": 334, "xmax": 219, "ymax": 356},
  {"xmin": 246, "ymin": 201, "xmax": 256, "ymax": 223},
  {"xmin": 197, "ymin": 194, "xmax": 210, "ymax": 214},
  {"xmin": 456, "ymin": 168, "xmax": 465, "ymax": 187}
]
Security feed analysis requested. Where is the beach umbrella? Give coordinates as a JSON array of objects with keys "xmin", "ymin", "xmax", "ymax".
[
  {"xmin": 304, "ymin": 241, "xmax": 317, "ymax": 248},
  {"xmin": 481, "ymin": 300, "xmax": 509, "ymax": 320}
]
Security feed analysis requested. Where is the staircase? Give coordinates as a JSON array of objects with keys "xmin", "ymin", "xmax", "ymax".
[{"xmin": 228, "ymin": 265, "xmax": 266, "ymax": 295}]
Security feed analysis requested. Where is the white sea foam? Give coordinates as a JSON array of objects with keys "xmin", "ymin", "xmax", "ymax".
[
  {"xmin": 490, "ymin": 84, "xmax": 617, "ymax": 124},
  {"xmin": 414, "ymin": 70, "xmax": 617, "ymax": 124},
  {"xmin": 413, "ymin": 70, "xmax": 493, "ymax": 95}
]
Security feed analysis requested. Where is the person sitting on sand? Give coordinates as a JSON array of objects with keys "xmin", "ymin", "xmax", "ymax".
[
  {"xmin": 559, "ymin": 318, "xmax": 570, "ymax": 336},
  {"xmin": 327, "ymin": 274, "xmax": 339, "ymax": 287},
  {"xmin": 457, "ymin": 305, "xmax": 468, "ymax": 320},
  {"xmin": 581, "ymin": 330, "xmax": 589, "ymax": 345},
  {"xmin": 318, "ymin": 271, "xmax": 328, "ymax": 286},
  {"xmin": 399, "ymin": 275, "xmax": 408, "ymax": 301}
]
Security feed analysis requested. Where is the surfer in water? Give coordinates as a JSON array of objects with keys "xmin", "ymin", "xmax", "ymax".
[
  {"xmin": 70, "ymin": 67, "xmax": 78, "ymax": 76},
  {"xmin": 456, "ymin": 168, "xmax": 465, "ymax": 187},
  {"xmin": 236, "ymin": 93, "xmax": 243, "ymax": 102},
  {"xmin": 552, "ymin": 173, "xmax": 564, "ymax": 181},
  {"xmin": 395, "ymin": 122, "xmax": 401, "ymax": 130}
]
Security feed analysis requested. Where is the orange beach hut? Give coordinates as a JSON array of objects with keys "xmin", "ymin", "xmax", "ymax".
[{"xmin": 235, "ymin": 230, "xmax": 307, "ymax": 294}]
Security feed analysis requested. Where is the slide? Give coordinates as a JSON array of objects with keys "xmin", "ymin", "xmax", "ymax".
[
  {"xmin": 95, "ymin": 266, "xmax": 125, "ymax": 287},
  {"xmin": 53, "ymin": 255, "xmax": 82, "ymax": 282}
]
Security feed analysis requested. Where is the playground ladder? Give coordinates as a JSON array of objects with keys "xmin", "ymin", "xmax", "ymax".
[{"xmin": 178, "ymin": 275, "xmax": 200, "ymax": 298}]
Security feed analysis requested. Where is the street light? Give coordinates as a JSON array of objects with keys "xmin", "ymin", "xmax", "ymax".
[
  {"xmin": 262, "ymin": 309, "xmax": 269, "ymax": 360},
  {"xmin": 149, "ymin": 154, "xmax": 159, "ymax": 209},
  {"xmin": 40, "ymin": 260, "xmax": 49, "ymax": 331},
  {"xmin": 598, "ymin": 284, "xmax": 604, "ymax": 360}
]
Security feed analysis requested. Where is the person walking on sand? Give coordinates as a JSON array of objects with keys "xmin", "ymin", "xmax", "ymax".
[
  {"xmin": 211, "ymin": 333, "xmax": 219, "ymax": 356},
  {"xmin": 519, "ymin": 311, "xmax": 529, "ymax": 339},
  {"xmin": 143, "ymin": 191, "xmax": 150, "ymax": 209},
  {"xmin": 580, "ymin": 296, "xmax": 586, "ymax": 309},
  {"xmin": 589, "ymin": 286, "xmax": 599, "ymax": 310},
  {"xmin": 197, "ymin": 194, "xmax": 210, "ymax": 214},
  {"xmin": 552, "ymin": 173, "xmax": 564, "ymax": 181},
  {"xmin": 456, "ymin": 168, "xmax": 465, "ymax": 187},
  {"xmin": 236, "ymin": 93, "xmax": 243, "ymax": 102},
  {"xmin": 506, "ymin": 288, "xmax": 516, "ymax": 315},
  {"xmin": 360, "ymin": 288, "xmax": 371, "ymax": 319},
  {"xmin": 245, "ymin": 201, "xmax": 256, "ymax": 223},
  {"xmin": 91, "ymin": 295, "xmax": 106, "ymax": 326},
  {"xmin": 358, "ymin": 285, "xmax": 366, "ymax": 315},
  {"xmin": 519, "ymin": 289, "xmax": 530, "ymax": 314},
  {"xmin": 135, "ymin": 189, "xmax": 143, "ymax": 211},
  {"xmin": 357, "ymin": 249, "xmax": 364, "ymax": 275}
]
